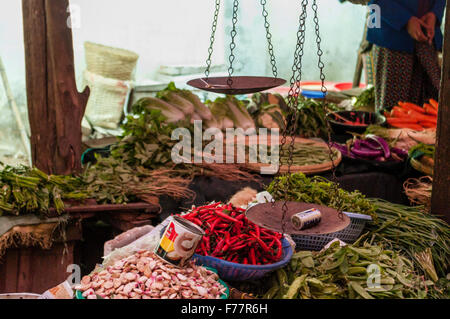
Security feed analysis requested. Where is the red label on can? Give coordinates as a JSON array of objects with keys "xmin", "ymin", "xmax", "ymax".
[{"xmin": 165, "ymin": 222, "xmax": 178, "ymax": 241}]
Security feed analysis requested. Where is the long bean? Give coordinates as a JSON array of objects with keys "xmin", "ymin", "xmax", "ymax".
[
  {"xmin": 366, "ymin": 199, "xmax": 450, "ymax": 278},
  {"xmin": 262, "ymin": 241, "xmax": 447, "ymax": 299}
]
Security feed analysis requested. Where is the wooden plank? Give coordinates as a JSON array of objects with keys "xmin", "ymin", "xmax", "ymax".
[
  {"xmin": 1, "ymin": 249, "xmax": 19, "ymax": 292},
  {"xmin": 0, "ymin": 243, "xmax": 75, "ymax": 294},
  {"xmin": 22, "ymin": 0, "xmax": 89, "ymax": 175},
  {"xmin": 16, "ymin": 249, "xmax": 30, "ymax": 293},
  {"xmin": 431, "ymin": 4, "xmax": 450, "ymax": 223},
  {"xmin": 22, "ymin": 0, "xmax": 51, "ymax": 172}
]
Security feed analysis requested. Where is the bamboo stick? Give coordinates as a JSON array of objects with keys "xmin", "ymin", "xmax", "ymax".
[{"xmin": 0, "ymin": 54, "xmax": 32, "ymax": 166}]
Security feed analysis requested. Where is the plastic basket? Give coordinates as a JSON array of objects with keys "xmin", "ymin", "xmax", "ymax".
[
  {"xmin": 193, "ymin": 237, "xmax": 293, "ymax": 282},
  {"xmin": 291, "ymin": 212, "xmax": 372, "ymax": 251},
  {"xmin": 85, "ymin": 42, "xmax": 139, "ymax": 81}
]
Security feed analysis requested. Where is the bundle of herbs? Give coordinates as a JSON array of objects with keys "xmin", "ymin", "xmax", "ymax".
[
  {"xmin": 247, "ymin": 93, "xmax": 339, "ymax": 138},
  {"xmin": 266, "ymin": 172, "xmax": 376, "ymax": 220},
  {"xmin": 353, "ymin": 86, "xmax": 375, "ymax": 110},
  {"xmin": 0, "ymin": 163, "xmax": 87, "ymax": 217}
]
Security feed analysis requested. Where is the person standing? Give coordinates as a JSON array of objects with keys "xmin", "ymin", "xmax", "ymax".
[{"xmin": 367, "ymin": 0, "xmax": 445, "ymax": 110}]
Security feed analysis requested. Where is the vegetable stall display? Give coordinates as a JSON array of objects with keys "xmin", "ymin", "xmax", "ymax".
[
  {"xmin": 0, "ymin": 164, "xmax": 87, "ymax": 217},
  {"xmin": 263, "ymin": 241, "xmax": 447, "ymax": 299},
  {"xmin": 181, "ymin": 202, "xmax": 284, "ymax": 265},
  {"xmin": 266, "ymin": 172, "xmax": 377, "ymax": 220},
  {"xmin": 364, "ymin": 199, "xmax": 450, "ymax": 279},
  {"xmin": 384, "ymin": 100, "xmax": 439, "ymax": 131},
  {"xmin": 331, "ymin": 134, "xmax": 408, "ymax": 163},
  {"xmin": 74, "ymin": 250, "xmax": 227, "ymax": 299},
  {"xmin": 247, "ymin": 93, "xmax": 339, "ymax": 138}
]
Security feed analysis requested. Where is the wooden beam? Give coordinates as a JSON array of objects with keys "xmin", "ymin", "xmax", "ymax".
[
  {"xmin": 22, "ymin": 0, "xmax": 89, "ymax": 175},
  {"xmin": 431, "ymin": 3, "xmax": 450, "ymax": 223}
]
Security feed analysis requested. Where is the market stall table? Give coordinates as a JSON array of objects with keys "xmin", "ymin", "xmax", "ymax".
[{"xmin": 159, "ymin": 164, "xmax": 411, "ymax": 220}]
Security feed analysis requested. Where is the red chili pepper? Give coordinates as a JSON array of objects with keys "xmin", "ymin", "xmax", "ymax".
[
  {"xmin": 268, "ymin": 239, "xmax": 276, "ymax": 248},
  {"xmin": 204, "ymin": 236, "xmax": 211, "ymax": 251},
  {"xmin": 230, "ymin": 243, "xmax": 247, "ymax": 251},
  {"xmin": 252, "ymin": 235, "xmax": 270, "ymax": 252},
  {"xmin": 255, "ymin": 225, "xmax": 261, "ymax": 238},
  {"xmin": 214, "ymin": 210, "xmax": 243, "ymax": 224},
  {"xmin": 274, "ymin": 238, "xmax": 283, "ymax": 260},
  {"xmin": 213, "ymin": 238, "xmax": 226, "ymax": 255},
  {"xmin": 210, "ymin": 219, "xmax": 220, "ymax": 232},
  {"xmin": 249, "ymin": 248, "xmax": 257, "ymax": 265}
]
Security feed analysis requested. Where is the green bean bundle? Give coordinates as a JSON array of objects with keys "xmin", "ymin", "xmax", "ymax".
[
  {"xmin": 365, "ymin": 199, "xmax": 450, "ymax": 278},
  {"xmin": 263, "ymin": 241, "xmax": 448, "ymax": 299}
]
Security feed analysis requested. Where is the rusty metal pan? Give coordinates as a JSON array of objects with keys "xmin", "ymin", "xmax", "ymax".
[
  {"xmin": 245, "ymin": 202, "xmax": 350, "ymax": 235},
  {"xmin": 187, "ymin": 76, "xmax": 286, "ymax": 95}
]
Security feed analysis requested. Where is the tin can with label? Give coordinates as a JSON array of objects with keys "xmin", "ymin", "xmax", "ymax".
[
  {"xmin": 154, "ymin": 215, "xmax": 205, "ymax": 267},
  {"xmin": 291, "ymin": 208, "xmax": 322, "ymax": 230}
]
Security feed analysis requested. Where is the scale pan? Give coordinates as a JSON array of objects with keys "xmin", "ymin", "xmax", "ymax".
[
  {"xmin": 245, "ymin": 202, "xmax": 351, "ymax": 235},
  {"xmin": 187, "ymin": 76, "xmax": 286, "ymax": 95}
]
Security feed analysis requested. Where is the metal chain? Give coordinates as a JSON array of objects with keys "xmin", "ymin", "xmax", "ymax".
[
  {"xmin": 227, "ymin": 0, "xmax": 239, "ymax": 86},
  {"xmin": 275, "ymin": 0, "xmax": 309, "ymax": 234},
  {"xmin": 312, "ymin": 0, "xmax": 344, "ymax": 220},
  {"xmin": 312, "ymin": 0, "xmax": 326, "ymax": 95},
  {"xmin": 260, "ymin": 0, "xmax": 278, "ymax": 78},
  {"xmin": 205, "ymin": 0, "xmax": 221, "ymax": 79}
]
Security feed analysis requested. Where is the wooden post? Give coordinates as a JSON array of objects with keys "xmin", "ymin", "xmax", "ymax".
[
  {"xmin": 431, "ymin": 4, "xmax": 450, "ymax": 223},
  {"xmin": 22, "ymin": 0, "xmax": 89, "ymax": 175}
]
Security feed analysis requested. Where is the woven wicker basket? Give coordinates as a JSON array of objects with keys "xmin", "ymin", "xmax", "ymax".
[
  {"xmin": 84, "ymin": 42, "xmax": 139, "ymax": 81},
  {"xmin": 83, "ymin": 70, "xmax": 132, "ymax": 129},
  {"xmin": 410, "ymin": 157, "xmax": 434, "ymax": 176}
]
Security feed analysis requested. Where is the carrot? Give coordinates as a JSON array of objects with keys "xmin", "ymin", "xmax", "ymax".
[
  {"xmin": 388, "ymin": 122, "xmax": 424, "ymax": 131},
  {"xmin": 429, "ymin": 99, "xmax": 439, "ymax": 110},
  {"xmin": 386, "ymin": 117, "xmax": 418, "ymax": 124},
  {"xmin": 399, "ymin": 101, "xmax": 426, "ymax": 114},
  {"xmin": 419, "ymin": 122, "xmax": 436, "ymax": 128},
  {"xmin": 406, "ymin": 110, "xmax": 437, "ymax": 123},
  {"xmin": 392, "ymin": 106, "xmax": 408, "ymax": 115},
  {"xmin": 391, "ymin": 109, "xmax": 409, "ymax": 118},
  {"xmin": 383, "ymin": 111, "xmax": 391, "ymax": 118},
  {"xmin": 423, "ymin": 103, "xmax": 438, "ymax": 116},
  {"xmin": 418, "ymin": 121, "xmax": 437, "ymax": 128}
]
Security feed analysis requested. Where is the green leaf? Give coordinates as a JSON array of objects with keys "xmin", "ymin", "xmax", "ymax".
[{"xmin": 349, "ymin": 281, "xmax": 374, "ymax": 299}]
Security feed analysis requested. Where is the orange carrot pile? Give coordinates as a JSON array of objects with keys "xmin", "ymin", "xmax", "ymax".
[{"xmin": 383, "ymin": 99, "xmax": 439, "ymax": 131}]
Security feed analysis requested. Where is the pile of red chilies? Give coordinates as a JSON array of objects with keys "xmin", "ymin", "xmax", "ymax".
[{"xmin": 181, "ymin": 202, "xmax": 283, "ymax": 265}]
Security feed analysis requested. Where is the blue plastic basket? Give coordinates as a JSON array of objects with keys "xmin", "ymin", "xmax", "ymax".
[
  {"xmin": 193, "ymin": 237, "xmax": 293, "ymax": 282},
  {"xmin": 291, "ymin": 212, "xmax": 372, "ymax": 251}
]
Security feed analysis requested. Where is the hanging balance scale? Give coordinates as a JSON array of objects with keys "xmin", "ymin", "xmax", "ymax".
[
  {"xmin": 245, "ymin": 0, "xmax": 350, "ymax": 236},
  {"xmin": 187, "ymin": 0, "xmax": 286, "ymax": 94}
]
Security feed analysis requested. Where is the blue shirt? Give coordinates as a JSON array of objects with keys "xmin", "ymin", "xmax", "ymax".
[{"xmin": 366, "ymin": 0, "xmax": 445, "ymax": 53}]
